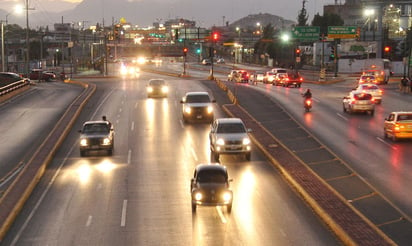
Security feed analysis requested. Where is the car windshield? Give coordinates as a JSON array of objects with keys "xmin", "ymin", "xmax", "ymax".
[
  {"xmin": 360, "ymin": 85, "xmax": 378, "ymax": 90},
  {"xmin": 277, "ymin": 69, "xmax": 287, "ymax": 73},
  {"xmin": 361, "ymin": 76, "xmax": 375, "ymax": 80},
  {"xmin": 197, "ymin": 170, "xmax": 226, "ymax": 183},
  {"xmin": 397, "ymin": 114, "xmax": 412, "ymax": 121},
  {"xmin": 217, "ymin": 123, "xmax": 246, "ymax": 133},
  {"xmin": 149, "ymin": 80, "xmax": 165, "ymax": 86},
  {"xmin": 186, "ymin": 94, "xmax": 210, "ymax": 103},
  {"xmin": 83, "ymin": 123, "xmax": 109, "ymax": 133}
]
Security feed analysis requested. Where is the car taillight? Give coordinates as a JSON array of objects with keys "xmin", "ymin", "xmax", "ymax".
[
  {"xmin": 394, "ymin": 124, "xmax": 401, "ymax": 132},
  {"xmin": 299, "ymin": 77, "xmax": 303, "ymax": 81}
]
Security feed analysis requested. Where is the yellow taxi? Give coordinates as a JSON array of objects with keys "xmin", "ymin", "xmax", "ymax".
[{"xmin": 384, "ymin": 112, "xmax": 412, "ymax": 141}]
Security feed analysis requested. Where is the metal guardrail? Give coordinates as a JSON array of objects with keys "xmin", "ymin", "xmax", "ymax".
[{"xmin": 0, "ymin": 80, "xmax": 30, "ymax": 96}]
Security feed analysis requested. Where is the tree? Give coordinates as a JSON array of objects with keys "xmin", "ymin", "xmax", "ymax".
[
  {"xmin": 297, "ymin": 0, "xmax": 309, "ymax": 26},
  {"xmin": 311, "ymin": 12, "xmax": 344, "ymax": 36}
]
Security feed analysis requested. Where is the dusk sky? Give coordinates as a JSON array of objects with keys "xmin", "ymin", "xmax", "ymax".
[{"xmin": 2, "ymin": 0, "xmax": 336, "ymax": 27}]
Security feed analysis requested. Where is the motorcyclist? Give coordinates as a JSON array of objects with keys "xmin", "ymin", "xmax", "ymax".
[{"xmin": 302, "ymin": 89, "xmax": 312, "ymax": 99}]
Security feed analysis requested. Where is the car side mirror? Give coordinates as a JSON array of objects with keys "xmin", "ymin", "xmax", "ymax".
[
  {"xmin": 247, "ymin": 128, "xmax": 252, "ymax": 133},
  {"xmin": 212, "ymin": 99, "xmax": 216, "ymax": 103},
  {"xmin": 180, "ymin": 100, "xmax": 184, "ymax": 103},
  {"xmin": 228, "ymin": 178, "xmax": 233, "ymax": 182}
]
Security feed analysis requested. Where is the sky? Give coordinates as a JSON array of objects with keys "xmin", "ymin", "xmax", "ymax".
[{"xmin": 1, "ymin": 0, "xmax": 336, "ymax": 28}]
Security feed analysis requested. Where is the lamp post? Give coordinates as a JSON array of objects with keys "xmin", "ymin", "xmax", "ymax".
[{"xmin": 1, "ymin": 13, "xmax": 10, "ymax": 72}]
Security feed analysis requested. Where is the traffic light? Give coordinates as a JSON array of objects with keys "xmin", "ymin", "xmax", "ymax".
[
  {"xmin": 384, "ymin": 46, "xmax": 391, "ymax": 53},
  {"xmin": 196, "ymin": 48, "xmax": 201, "ymax": 54},
  {"xmin": 330, "ymin": 45, "xmax": 336, "ymax": 59},
  {"xmin": 114, "ymin": 24, "xmax": 121, "ymax": 40},
  {"xmin": 212, "ymin": 32, "xmax": 219, "ymax": 42},
  {"xmin": 295, "ymin": 48, "xmax": 301, "ymax": 57},
  {"xmin": 183, "ymin": 47, "xmax": 188, "ymax": 56}
]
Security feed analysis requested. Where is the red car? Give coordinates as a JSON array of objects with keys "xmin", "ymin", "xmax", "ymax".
[{"xmin": 29, "ymin": 69, "xmax": 56, "ymax": 82}]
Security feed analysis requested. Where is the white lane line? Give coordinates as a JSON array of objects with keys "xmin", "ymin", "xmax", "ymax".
[
  {"xmin": 376, "ymin": 137, "xmax": 397, "ymax": 150},
  {"xmin": 135, "ymin": 102, "xmax": 138, "ymax": 108},
  {"xmin": 86, "ymin": 215, "xmax": 93, "ymax": 227},
  {"xmin": 127, "ymin": 150, "xmax": 132, "ymax": 164},
  {"xmin": 190, "ymin": 147, "xmax": 198, "ymax": 162},
  {"xmin": 216, "ymin": 207, "xmax": 228, "ymax": 224},
  {"xmin": 336, "ymin": 113, "xmax": 348, "ymax": 121},
  {"xmin": 131, "ymin": 121, "xmax": 135, "ymax": 131},
  {"xmin": 121, "ymin": 200, "xmax": 128, "ymax": 227}
]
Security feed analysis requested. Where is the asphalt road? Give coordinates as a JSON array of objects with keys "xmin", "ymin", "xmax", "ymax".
[{"xmin": 0, "ymin": 74, "xmax": 340, "ymax": 245}]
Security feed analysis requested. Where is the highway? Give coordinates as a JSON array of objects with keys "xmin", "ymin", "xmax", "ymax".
[{"xmin": 0, "ymin": 74, "xmax": 340, "ymax": 245}]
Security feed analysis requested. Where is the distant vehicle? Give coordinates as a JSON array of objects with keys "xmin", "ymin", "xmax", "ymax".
[
  {"xmin": 358, "ymin": 75, "xmax": 378, "ymax": 84},
  {"xmin": 342, "ymin": 91, "xmax": 375, "ymax": 115},
  {"xmin": 271, "ymin": 68, "xmax": 288, "ymax": 74},
  {"xmin": 362, "ymin": 58, "xmax": 392, "ymax": 84},
  {"xmin": 190, "ymin": 163, "xmax": 233, "ymax": 213},
  {"xmin": 384, "ymin": 112, "xmax": 412, "ymax": 141},
  {"xmin": 29, "ymin": 69, "xmax": 56, "ymax": 82},
  {"xmin": 180, "ymin": 92, "xmax": 215, "ymax": 123},
  {"xmin": 201, "ymin": 58, "xmax": 211, "ymax": 65},
  {"xmin": 216, "ymin": 58, "xmax": 225, "ymax": 64},
  {"xmin": 146, "ymin": 79, "xmax": 168, "ymax": 98},
  {"xmin": 263, "ymin": 71, "xmax": 276, "ymax": 84},
  {"xmin": 279, "ymin": 71, "xmax": 303, "ymax": 87},
  {"xmin": 354, "ymin": 83, "xmax": 383, "ymax": 104},
  {"xmin": 273, "ymin": 73, "xmax": 288, "ymax": 86},
  {"xmin": 250, "ymin": 72, "xmax": 265, "ymax": 84},
  {"xmin": 79, "ymin": 120, "xmax": 114, "ymax": 156},
  {"xmin": 227, "ymin": 70, "xmax": 249, "ymax": 83},
  {"xmin": 0, "ymin": 72, "xmax": 29, "ymax": 86},
  {"xmin": 209, "ymin": 118, "xmax": 252, "ymax": 161}
]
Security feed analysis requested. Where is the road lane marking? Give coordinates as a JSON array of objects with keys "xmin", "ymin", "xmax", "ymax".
[
  {"xmin": 121, "ymin": 199, "xmax": 128, "ymax": 227},
  {"xmin": 336, "ymin": 113, "xmax": 348, "ymax": 121},
  {"xmin": 190, "ymin": 147, "xmax": 198, "ymax": 161},
  {"xmin": 86, "ymin": 215, "xmax": 93, "ymax": 227},
  {"xmin": 216, "ymin": 207, "xmax": 228, "ymax": 224},
  {"xmin": 127, "ymin": 150, "xmax": 132, "ymax": 164},
  {"xmin": 131, "ymin": 121, "xmax": 135, "ymax": 131},
  {"xmin": 376, "ymin": 137, "xmax": 397, "ymax": 150}
]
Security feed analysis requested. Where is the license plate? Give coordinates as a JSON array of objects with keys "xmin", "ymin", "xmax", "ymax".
[
  {"xmin": 91, "ymin": 145, "xmax": 99, "ymax": 149},
  {"xmin": 196, "ymin": 115, "xmax": 203, "ymax": 119}
]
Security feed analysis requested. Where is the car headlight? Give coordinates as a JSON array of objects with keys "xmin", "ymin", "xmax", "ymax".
[
  {"xmin": 222, "ymin": 191, "xmax": 232, "ymax": 202},
  {"xmin": 102, "ymin": 138, "xmax": 111, "ymax": 145},
  {"xmin": 80, "ymin": 138, "xmax": 88, "ymax": 146},
  {"xmin": 216, "ymin": 138, "xmax": 225, "ymax": 145},
  {"xmin": 207, "ymin": 105, "xmax": 213, "ymax": 114},
  {"xmin": 162, "ymin": 86, "xmax": 168, "ymax": 93},
  {"xmin": 194, "ymin": 192, "xmax": 203, "ymax": 201},
  {"xmin": 184, "ymin": 106, "xmax": 191, "ymax": 114},
  {"xmin": 147, "ymin": 87, "xmax": 153, "ymax": 93},
  {"xmin": 242, "ymin": 138, "xmax": 251, "ymax": 145}
]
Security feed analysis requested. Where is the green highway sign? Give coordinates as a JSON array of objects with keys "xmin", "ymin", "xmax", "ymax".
[
  {"xmin": 328, "ymin": 26, "xmax": 357, "ymax": 39},
  {"xmin": 291, "ymin": 26, "xmax": 320, "ymax": 40}
]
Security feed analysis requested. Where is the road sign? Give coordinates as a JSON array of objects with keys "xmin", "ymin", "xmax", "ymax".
[
  {"xmin": 327, "ymin": 26, "xmax": 357, "ymax": 39},
  {"xmin": 291, "ymin": 26, "xmax": 320, "ymax": 40}
]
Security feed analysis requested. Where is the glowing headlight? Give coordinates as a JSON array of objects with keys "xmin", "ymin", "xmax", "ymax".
[
  {"xmin": 147, "ymin": 87, "xmax": 153, "ymax": 93},
  {"xmin": 207, "ymin": 106, "xmax": 213, "ymax": 114},
  {"xmin": 80, "ymin": 138, "xmax": 88, "ymax": 146},
  {"xmin": 161, "ymin": 86, "xmax": 169, "ymax": 93},
  {"xmin": 243, "ymin": 138, "xmax": 251, "ymax": 145},
  {"xmin": 194, "ymin": 192, "xmax": 203, "ymax": 201},
  {"xmin": 222, "ymin": 192, "xmax": 232, "ymax": 202},
  {"xmin": 184, "ymin": 106, "xmax": 192, "ymax": 114},
  {"xmin": 216, "ymin": 138, "xmax": 225, "ymax": 145},
  {"xmin": 102, "ymin": 138, "xmax": 111, "ymax": 145}
]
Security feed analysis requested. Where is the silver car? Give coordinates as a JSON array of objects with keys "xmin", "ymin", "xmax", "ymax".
[
  {"xmin": 342, "ymin": 91, "xmax": 375, "ymax": 115},
  {"xmin": 209, "ymin": 118, "xmax": 252, "ymax": 161}
]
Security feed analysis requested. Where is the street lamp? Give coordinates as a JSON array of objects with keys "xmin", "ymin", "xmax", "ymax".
[
  {"xmin": 15, "ymin": 1, "xmax": 34, "ymax": 75},
  {"xmin": 1, "ymin": 13, "xmax": 12, "ymax": 72}
]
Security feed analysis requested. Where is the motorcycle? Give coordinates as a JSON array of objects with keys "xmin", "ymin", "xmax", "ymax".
[{"xmin": 304, "ymin": 98, "xmax": 312, "ymax": 112}]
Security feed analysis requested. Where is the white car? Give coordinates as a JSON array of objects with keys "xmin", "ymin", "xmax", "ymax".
[
  {"xmin": 342, "ymin": 91, "xmax": 375, "ymax": 115},
  {"xmin": 354, "ymin": 83, "xmax": 383, "ymax": 104},
  {"xmin": 209, "ymin": 118, "xmax": 252, "ymax": 161}
]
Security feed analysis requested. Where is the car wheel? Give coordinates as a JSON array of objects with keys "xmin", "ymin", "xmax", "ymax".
[
  {"xmin": 245, "ymin": 152, "xmax": 251, "ymax": 161},
  {"xmin": 191, "ymin": 202, "xmax": 197, "ymax": 212},
  {"xmin": 343, "ymin": 104, "xmax": 347, "ymax": 112},
  {"xmin": 370, "ymin": 110, "xmax": 375, "ymax": 116},
  {"xmin": 227, "ymin": 203, "xmax": 232, "ymax": 213}
]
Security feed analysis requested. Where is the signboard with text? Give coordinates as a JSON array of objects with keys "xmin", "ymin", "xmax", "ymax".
[
  {"xmin": 291, "ymin": 26, "xmax": 320, "ymax": 40},
  {"xmin": 327, "ymin": 26, "xmax": 357, "ymax": 39}
]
